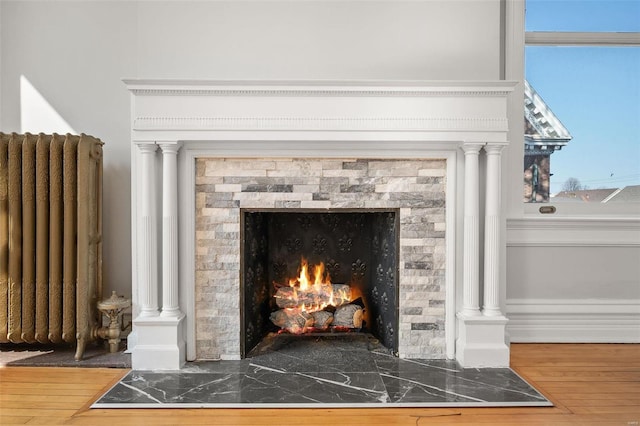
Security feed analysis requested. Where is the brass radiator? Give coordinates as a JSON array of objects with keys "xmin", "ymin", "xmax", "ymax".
[{"xmin": 0, "ymin": 133, "xmax": 103, "ymax": 360}]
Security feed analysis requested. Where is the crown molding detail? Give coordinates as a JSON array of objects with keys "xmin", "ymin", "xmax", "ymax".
[
  {"xmin": 123, "ymin": 79, "xmax": 516, "ymax": 98},
  {"xmin": 132, "ymin": 116, "xmax": 509, "ymax": 132},
  {"xmin": 127, "ymin": 88, "xmax": 514, "ymax": 98}
]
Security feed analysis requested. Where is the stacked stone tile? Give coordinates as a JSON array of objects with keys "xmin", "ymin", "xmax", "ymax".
[{"xmin": 195, "ymin": 158, "xmax": 446, "ymax": 360}]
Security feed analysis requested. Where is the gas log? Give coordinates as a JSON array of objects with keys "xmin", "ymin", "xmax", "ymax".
[
  {"xmin": 311, "ymin": 310, "xmax": 334, "ymax": 329},
  {"xmin": 269, "ymin": 310, "xmax": 313, "ymax": 333},
  {"xmin": 270, "ymin": 283, "xmax": 362, "ymax": 332},
  {"xmin": 274, "ymin": 284, "xmax": 351, "ymax": 309},
  {"xmin": 333, "ymin": 304, "xmax": 364, "ymax": 329}
]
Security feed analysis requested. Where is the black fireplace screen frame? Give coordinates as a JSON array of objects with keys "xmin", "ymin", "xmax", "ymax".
[{"xmin": 240, "ymin": 209, "xmax": 399, "ymax": 358}]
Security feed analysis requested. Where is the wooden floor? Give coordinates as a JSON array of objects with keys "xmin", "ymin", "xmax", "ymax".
[{"xmin": 0, "ymin": 344, "xmax": 638, "ymax": 425}]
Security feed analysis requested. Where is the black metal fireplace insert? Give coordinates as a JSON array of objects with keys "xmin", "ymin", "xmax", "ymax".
[{"xmin": 241, "ymin": 209, "xmax": 399, "ymax": 357}]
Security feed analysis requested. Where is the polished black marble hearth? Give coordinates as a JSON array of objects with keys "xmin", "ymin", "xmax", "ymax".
[{"xmin": 93, "ymin": 335, "xmax": 551, "ymax": 408}]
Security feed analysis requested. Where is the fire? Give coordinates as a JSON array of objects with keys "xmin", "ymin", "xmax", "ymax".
[
  {"xmin": 272, "ymin": 258, "xmax": 354, "ymax": 333},
  {"xmin": 290, "ymin": 259, "xmax": 330, "ymax": 291}
]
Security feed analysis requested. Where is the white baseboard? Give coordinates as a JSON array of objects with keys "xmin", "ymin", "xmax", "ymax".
[{"xmin": 506, "ymin": 299, "xmax": 640, "ymax": 343}]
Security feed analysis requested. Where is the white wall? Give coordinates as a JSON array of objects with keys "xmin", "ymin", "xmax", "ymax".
[
  {"xmin": 1, "ymin": 1, "xmax": 138, "ymax": 297},
  {"xmin": 1, "ymin": 0, "xmax": 501, "ymax": 299},
  {"xmin": 507, "ymin": 246, "xmax": 640, "ymax": 300},
  {"xmin": 135, "ymin": 0, "xmax": 500, "ymax": 80}
]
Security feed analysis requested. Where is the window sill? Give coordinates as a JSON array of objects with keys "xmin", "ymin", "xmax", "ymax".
[{"xmin": 523, "ymin": 201, "xmax": 640, "ymax": 217}]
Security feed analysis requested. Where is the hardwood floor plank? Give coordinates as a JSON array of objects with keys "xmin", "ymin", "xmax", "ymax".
[
  {"xmin": 2, "ymin": 399, "xmax": 88, "ymax": 409},
  {"xmin": 532, "ymin": 382, "xmax": 640, "ymax": 393},
  {"xmin": 0, "ymin": 408, "xmax": 77, "ymax": 417},
  {"xmin": 22, "ymin": 418, "xmax": 69, "ymax": 425},
  {"xmin": 0, "ymin": 394, "xmax": 88, "ymax": 403},
  {"xmin": 0, "ymin": 416, "xmax": 31, "ymax": 425},
  {"xmin": 521, "ymin": 366, "xmax": 640, "ymax": 373},
  {"xmin": 567, "ymin": 406, "xmax": 640, "ymax": 415},
  {"xmin": 0, "ymin": 368, "xmax": 124, "ymax": 383},
  {"xmin": 560, "ymin": 395, "xmax": 640, "ymax": 403},
  {"xmin": 0, "ymin": 383, "xmax": 109, "ymax": 392},
  {"xmin": 522, "ymin": 371, "xmax": 640, "ymax": 381}
]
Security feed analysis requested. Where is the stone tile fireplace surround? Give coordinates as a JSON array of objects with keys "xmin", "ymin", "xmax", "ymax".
[
  {"xmin": 125, "ymin": 80, "xmax": 514, "ymax": 370},
  {"xmin": 198, "ymin": 158, "xmax": 445, "ymax": 360}
]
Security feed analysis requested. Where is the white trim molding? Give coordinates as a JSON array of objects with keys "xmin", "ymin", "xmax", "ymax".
[
  {"xmin": 507, "ymin": 217, "xmax": 640, "ymax": 247},
  {"xmin": 506, "ymin": 299, "xmax": 640, "ymax": 343}
]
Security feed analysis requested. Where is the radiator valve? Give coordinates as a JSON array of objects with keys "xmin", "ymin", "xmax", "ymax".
[{"xmin": 96, "ymin": 292, "xmax": 131, "ymax": 353}]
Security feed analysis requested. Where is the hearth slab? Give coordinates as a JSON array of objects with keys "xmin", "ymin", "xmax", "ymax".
[
  {"xmin": 246, "ymin": 334, "xmax": 381, "ymax": 374},
  {"xmin": 374, "ymin": 354, "xmax": 547, "ymax": 404},
  {"xmin": 93, "ymin": 336, "xmax": 551, "ymax": 408}
]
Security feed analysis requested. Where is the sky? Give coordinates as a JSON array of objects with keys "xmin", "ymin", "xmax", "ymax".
[{"xmin": 525, "ymin": 0, "xmax": 640, "ymax": 194}]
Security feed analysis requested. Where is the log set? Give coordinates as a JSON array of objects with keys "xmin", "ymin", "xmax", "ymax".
[{"xmin": 269, "ymin": 295, "xmax": 365, "ymax": 334}]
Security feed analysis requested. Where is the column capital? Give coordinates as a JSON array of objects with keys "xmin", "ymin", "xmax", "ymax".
[
  {"xmin": 157, "ymin": 141, "xmax": 183, "ymax": 153},
  {"xmin": 460, "ymin": 142, "xmax": 485, "ymax": 154},
  {"xmin": 135, "ymin": 141, "xmax": 158, "ymax": 153},
  {"xmin": 483, "ymin": 143, "xmax": 508, "ymax": 155}
]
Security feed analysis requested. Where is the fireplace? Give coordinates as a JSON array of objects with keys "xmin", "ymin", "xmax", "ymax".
[
  {"xmin": 241, "ymin": 209, "xmax": 399, "ymax": 357},
  {"xmin": 125, "ymin": 79, "xmax": 514, "ymax": 370}
]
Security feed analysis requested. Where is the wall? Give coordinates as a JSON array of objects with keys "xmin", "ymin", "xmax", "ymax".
[
  {"xmin": 0, "ymin": 0, "xmax": 500, "ymax": 300},
  {"xmin": 0, "ymin": 1, "xmax": 138, "ymax": 297},
  {"xmin": 505, "ymin": 220, "xmax": 640, "ymax": 342},
  {"xmin": 135, "ymin": 0, "xmax": 500, "ymax": 80}
]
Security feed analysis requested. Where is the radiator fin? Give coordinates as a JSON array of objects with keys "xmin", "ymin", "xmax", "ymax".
[{"xmin": 0, "ymin": 134, "xmax": 9, "ymax": 343}]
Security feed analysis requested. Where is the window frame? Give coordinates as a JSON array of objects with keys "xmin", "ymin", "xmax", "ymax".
[{"xmin": 505, "ymin": 0, "xmax": 640, "ymax": 218}]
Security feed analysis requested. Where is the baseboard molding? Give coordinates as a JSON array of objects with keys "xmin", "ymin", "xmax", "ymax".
[{"xmin": 506, "ymin": 299, "xmax": 640, "ymax": 343}]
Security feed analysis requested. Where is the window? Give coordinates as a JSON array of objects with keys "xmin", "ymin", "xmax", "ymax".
[{"xmin": 523, "ymin": 0, "xmax": 640, "ymax": 206}]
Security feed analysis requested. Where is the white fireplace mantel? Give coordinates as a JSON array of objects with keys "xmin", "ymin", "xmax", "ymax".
[{"xmin": 125, "ymin": 79, "xmax": 515, "ymax": 370}]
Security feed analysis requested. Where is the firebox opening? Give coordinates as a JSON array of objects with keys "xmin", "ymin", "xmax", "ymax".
[{"xmin": 241, "ymin": 209, "xmax": 399, "ymax": 358}]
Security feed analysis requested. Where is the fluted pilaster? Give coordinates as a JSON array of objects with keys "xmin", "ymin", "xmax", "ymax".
[
  {"xmin": 483, "ymin": 143, "xmax": 506, "ymax": 316},
  {"xmin": 159, "ymin": 142, "xmax": 182, "ymax": 317},
  {"xmin": 461, "ymin": 143, "xmax": 484, "ymax": 316},
  {"xmin": 136, "ymin": 142, "xmax": 159, "ymax": 317}
]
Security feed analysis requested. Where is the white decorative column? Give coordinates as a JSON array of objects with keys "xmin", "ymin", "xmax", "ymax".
[
  {"xmin": 159, "ymin": 142, "xmax": 182, "ymax": 318},
  {"xmin": 132, "ymin": 141, "xmax": 185, "ymax": 370},
  {"xmin": 456, "ymin": 142, "xmax": 509, "ymax": 368},
  {"xmin": 483, "ymin": 143, "xmax": 506, "ymax": 317},
  {"xmin": 135, "ymin": 142, "xmax": 159, "ymax": 317},
  {"xmin": 460, "ymin": 143, "xmax": 484, "ymax": 316}
]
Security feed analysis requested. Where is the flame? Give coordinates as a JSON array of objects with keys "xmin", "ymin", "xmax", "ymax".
[
  {"xmin": 291, "ymin": 258, "xmax": 332, "ymax": 292},
  {"xmin": 274, "ymin": 258, "xmax": 353, "ymax": 333}
]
